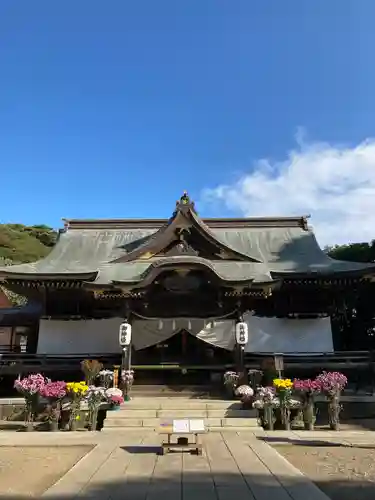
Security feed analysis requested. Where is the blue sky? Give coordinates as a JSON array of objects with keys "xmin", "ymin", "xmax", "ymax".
[{"xmin": 1, "ymin": 1, "xmax": 375, "ymax": 245}]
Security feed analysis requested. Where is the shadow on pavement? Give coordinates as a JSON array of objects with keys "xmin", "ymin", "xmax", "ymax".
[
  {"xmin": 261, "ymin": 435, "xmax": 375, "ymax": 449},
  {"xmin": 0, "ymin": 471, "xmax": 373, "ymax": 500},
  {"xmin": 121, "ymin": 445, "xmax": 161, "ymax": 454}
]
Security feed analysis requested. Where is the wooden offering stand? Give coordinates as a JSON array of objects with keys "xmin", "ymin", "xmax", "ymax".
[{"xmin": 159, "ymin": 419, "xmax": 206, "ymax": 455}]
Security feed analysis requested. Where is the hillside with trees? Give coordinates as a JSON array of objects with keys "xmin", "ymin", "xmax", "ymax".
[
  {"xmin": 0, "ymin": 224, "xmax": 57, "ymax": 264},
  {"xmin": 0, "ymin": 224, "xmax": 58, "ymax": 306}
]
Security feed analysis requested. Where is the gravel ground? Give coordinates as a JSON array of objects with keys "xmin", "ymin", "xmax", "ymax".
[
  {"xmin": 274, "ymin": 444, "xmax": 375, "ymax": 500},
  {"xmin": 0, "ymin": 445, "xmax": 93, "ymax": 498}
]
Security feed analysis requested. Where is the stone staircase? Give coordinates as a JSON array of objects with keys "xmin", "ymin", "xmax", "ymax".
[{"xmin": 102, "ymin": 397, "xmax": 260, "ymax": 431}]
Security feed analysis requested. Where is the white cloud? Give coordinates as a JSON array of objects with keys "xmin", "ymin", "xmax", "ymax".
[{"xmin": 203, "ymin": 134, "xmax": 375, "ymax": 247}]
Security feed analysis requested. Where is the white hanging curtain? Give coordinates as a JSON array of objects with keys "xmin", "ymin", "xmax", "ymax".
[{"xmin": 132, "ymin": 317, "xmax": 235, "ymax": 351}]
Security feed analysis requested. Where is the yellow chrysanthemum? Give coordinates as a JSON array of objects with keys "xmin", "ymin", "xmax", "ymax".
[
  {"xmin": 66, "ymin": 381, "xmax": 88, "ymax": 395},
  {"xmin": 273, "ymin": 378, "xmax": 293, "ymax": 390}
]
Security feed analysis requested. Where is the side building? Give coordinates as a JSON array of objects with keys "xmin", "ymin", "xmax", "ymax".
[{"xmin": 0, "ymin": 193, "xmax": 374, "ymax": 375}]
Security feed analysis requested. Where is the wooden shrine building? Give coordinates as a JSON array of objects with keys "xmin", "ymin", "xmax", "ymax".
[{"xmin": 1, "ymin": 192, "xmax": 375, "ymax": 381}]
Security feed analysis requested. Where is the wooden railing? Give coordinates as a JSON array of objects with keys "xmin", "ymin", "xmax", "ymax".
[{"xmin": 0, "ymin": 350, "xmax": 373, "ymax": 376}]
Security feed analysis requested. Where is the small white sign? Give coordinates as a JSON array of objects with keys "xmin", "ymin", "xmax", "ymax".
[
  {"xmin": 235, "ymin": 321, "xmax": 248, "ymax": 345},
  {"xmin": 119, "ymin": 322, "xmax": 132, "ymax": 346},
  {"xmin": 189, "ymin": 419, "xmax": 205, "ymax": 432},
  {"xmin": 172, "ymin": 419, "xmax": 190, "ymax": 433}
]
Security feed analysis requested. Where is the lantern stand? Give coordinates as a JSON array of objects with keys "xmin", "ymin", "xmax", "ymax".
[
  {"xmin": 119, "ymin": 319, "xmax": 132, "ymax": 401},
  {"xmin": 235, "ymin": 317, "xmax": 249, "ymax": 385}
]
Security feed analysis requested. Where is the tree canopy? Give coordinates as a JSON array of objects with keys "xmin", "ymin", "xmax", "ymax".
[
  {"xmin": 0, "ymin": 224, "xmax": 57, "ymax": 306},
  {"xmin": 0, "ymin": 224, "xmax": 57, "ymax": 263},
  {"xmin": 327, "ymin": 241, "xmax": 375, "ymax": 263}
]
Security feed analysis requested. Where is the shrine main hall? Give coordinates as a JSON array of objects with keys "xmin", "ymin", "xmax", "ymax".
[{"xmin": 1, "ymin": 192, "xmax": 375, "ymax": 380}]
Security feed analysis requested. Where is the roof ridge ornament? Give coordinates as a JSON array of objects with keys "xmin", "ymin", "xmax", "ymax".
[{"xmin": 174, "ymin": 191, "xmax": 197, "ymax": 215}]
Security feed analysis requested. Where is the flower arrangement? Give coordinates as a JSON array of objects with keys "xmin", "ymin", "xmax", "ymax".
[
  {"xmin": 97, "ymin": 369, "xmax": 114, "ymax": 389},
  {"xmin": 121, "ymin": 369, "xmax": 134, "ymax": 384},
  {"xmin": 293, "ymin": 378, "xmax": 321, "ymax": 430},
  {"xmin": 253, "ymin": 386, "xmax": 276, "ymax": 408},
  {"xmin": 66, "ymin": 381, "xmax": 89, "ymax": 430},
  {"xmin": 110, "ymin": 395, "xmax": 124, "ymax": 405},
  {"xmin": 106, "ymin": 387, "xmax": 123, "ymax": 398},
  {"xmin": 224, "ymin": 371, "xmax": 239, "ymax": 386},
  {"xmin": 235, "ymin": 385, "xmax": 254, "ymax": 408},
  {"xmin": 223, "ymin": 371, "xmax": 239, "ymax": 399},
  {"xmin": 14, "ymin": 373, "xmax": 46, "ymax": 396},
  {"xmin": 315, "ymin": 371, "xmax": 347, "ymax": 396},
  {"xmin": 85, "ymin": 386, "xmax": 106, "ymax": 430},
  {"xmin": 273, "ymin": 378, "xmax": 293, "ymax": 390},
  {"xmin": 40, "ymin": 381, "xmax": 67, "ymax": 400},
  {"xmin": 40, "ymin": 381, "xmax": 66, "ymax": 430},
  {"xmin": 105, "ymin": 387, "xmax": 124, "ymax": 408},
  {"xmin": 315, "ymin": 371, "xmax": 348, "ymax": 430},
  {"xmin": 273, "ymin": 378, "xmax": 294, "ymax": 430},
  {"xmin": 253, "ymin": 386, "xmax": 276, "ymax": 430},
  {"xmin": 66, "ymin": 381, "xmax": 89, "ymax": 396},
  {"xmin": 14, "ymin": 374, "xmax": 47, "ymax": 429},
  {"xmin": 235, "ymin": 385, "xmax": 254, "ymax": 397},
  {"xmin": 293, "ymin": 378, "xmax": 321, "ymax": 393},
  {"xmin": 121, "ymin": 369, "xmax": 134, "ymax": 401},
  {"xmin": 81, "ymin": 359, "xmax": 104, "ymax": 385}
]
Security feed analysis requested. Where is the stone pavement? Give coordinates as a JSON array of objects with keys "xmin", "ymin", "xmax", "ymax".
[{"xmin": 4, "ymin": 429, "xmax": 363, "ymax": 499}]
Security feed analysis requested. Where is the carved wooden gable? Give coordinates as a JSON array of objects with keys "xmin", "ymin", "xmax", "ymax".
[{"xmin": 111, "ymin": 192, "xmax": 259, "ymax": 264}]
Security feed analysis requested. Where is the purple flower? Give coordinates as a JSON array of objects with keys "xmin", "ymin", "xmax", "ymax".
[
  {"xmin": 315, "ymin": 371, "xmax": 347, "ymax": 395},
  {"xmin": 257, "ymin": 386, "xmax": 276, "ymax": 403}
]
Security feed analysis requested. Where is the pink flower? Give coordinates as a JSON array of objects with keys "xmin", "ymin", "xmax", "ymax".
[
  {"xmin": 110, "ymin": 395, "xmax": 124, "ymax": 405},
  {"xmin": 293, "ymin": 378, "xmax": 322, "ymax": 393},
  {"xmin": 14, "ymin": 374, "xmax": 46, "ymax": 396},
  {"xmin": 40, "ymin": 381, "xmax": 66, "ymax": 399}
]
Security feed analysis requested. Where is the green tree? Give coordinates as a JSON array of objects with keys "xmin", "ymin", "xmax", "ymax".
[
  {"xmin": 327, "ymin": 241, "xmax": 375, "ymax": 263},
  {"xmin": 0, "ymin": 224, "xmax": 57, "ymax": 262}
]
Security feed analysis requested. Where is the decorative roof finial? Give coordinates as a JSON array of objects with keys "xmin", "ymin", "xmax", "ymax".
[
  {"xmin": 172, "ymin": 191, "xmax": 196, "ymax": 216},
  {"xmin": 180, "ymin": 191, "xmax": 190, "ymax": 205}
]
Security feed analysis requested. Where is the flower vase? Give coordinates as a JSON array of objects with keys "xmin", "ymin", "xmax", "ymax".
[
  {"xmin": 24, "ymin": 403, "xmax": 34, "ymax": 432},
  {"xmin": 280, "ymin": 404, "xmax": 290, "ymax": 430},
  {"xmin": 123, "ymin": 380, "xmax": 133, "ymax": 401},
  {"xmin": 110, "ymin": 404, "xmax": 121, "ymax": 411},
  {"xmin": 224, "ymin": 384, "xmax": 235, "ymax": 400},
  {"xmin": 93, "ymin": 407, "xmax": 99, "ymax": 430},
  {"xmin": 69, "ymin": 404, "xmax": 79, "ymax": 431},
  {"xmin": 242, "ymin": 399, "xmax": 252, "ymax": 410},
  {"xmin": 327, "ymin": 394, "xmax": 341, "ymax": 431},
  {"xmin": 263, "ymin": 405, "xmax": 274, "ymax": 430},
  {"xmin": 88, "ymin": 408, "xmax": 99, "ymax": 431},
  {"xmin": 303, "ymin": 396, "xmax": 315, "ymax": 431},
  {"xmin": 69, "ymin": 419, "xmax": 78, "ymax": 431},
  {"xmin": 49, "ymin": 420, "xmax": 59, "ymax": 432}
]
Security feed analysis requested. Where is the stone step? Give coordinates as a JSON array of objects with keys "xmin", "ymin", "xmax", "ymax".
[
  {"xmin": 105, "ymin": 408, "xmax": 256, "ymax": 419},
  {"xmin": 110, "ymin": 399, "xmax": 244, "ymax": 410},
  {"xmin": 102, "ymin": 417, "xmax": 259, "ymax": 429}
]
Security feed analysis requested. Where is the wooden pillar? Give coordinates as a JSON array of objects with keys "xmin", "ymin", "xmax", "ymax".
[
  {"xmin": 235, "ymin": 306, "xmax": 248, "ymax": 385},
  {"xmin": 120, "ymin": 305, "xmax": 133, "ymax": 399},
  {"xmin": 235, "ymin": 344, "xmax": 246, "ymax": 385}
]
